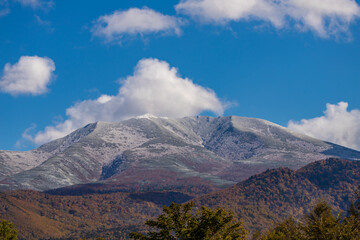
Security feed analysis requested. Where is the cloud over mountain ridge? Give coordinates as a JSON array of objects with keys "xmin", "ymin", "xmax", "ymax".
[{"xmin": 27, "ymin": 58, "xmax": 226, "ymax": 145}]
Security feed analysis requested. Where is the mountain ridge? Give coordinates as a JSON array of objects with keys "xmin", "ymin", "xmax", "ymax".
[{"xmin": 1, "ymin": 116, "xmax": 360, "ymax": 191}]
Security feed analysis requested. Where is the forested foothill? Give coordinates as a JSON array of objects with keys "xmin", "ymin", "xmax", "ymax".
[{"xmin": 1, "ymin": 158, "xmax": 360, "ymax": 239}]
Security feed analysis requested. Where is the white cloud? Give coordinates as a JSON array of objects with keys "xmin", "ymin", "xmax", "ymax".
[
  {"xmin": 0, "ymin": 56, "xmax": 55, "ymax": 96},
  {"xmin": 177, "ymin": 0, "xmax": 284, "ymax": 26},
  {"xmin": 288, "ymin": 102, "xmax": 360, "ymax": 151},
  {"xmin": 91, "ymin": 7, "xmax": 184, "ymax": 43},
  {"xmin": 175, "ymin": 0, "xmax": 360, "ymax": 37},
  {"xmin": 29, "ymin": 58, "xmax": 226, "ymax": 144}
]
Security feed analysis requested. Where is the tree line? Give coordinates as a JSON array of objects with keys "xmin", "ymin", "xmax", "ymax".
[{"xmin": 1, "ymin": 187, "xmax": 360, "ymax": 240}]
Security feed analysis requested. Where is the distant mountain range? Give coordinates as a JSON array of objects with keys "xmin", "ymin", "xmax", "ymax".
[
  {"xmin": 1, "ymin": 115, "xmax": 360, "ymax": 191},
  {"xmin": 1, "ymin": 158, "xmax": 359, "ymax": 239}
]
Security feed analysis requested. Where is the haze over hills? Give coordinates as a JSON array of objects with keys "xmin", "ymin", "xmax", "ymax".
[{"xmin": 1, "ymin": 115, "xmax": 360, "ymax": 191}]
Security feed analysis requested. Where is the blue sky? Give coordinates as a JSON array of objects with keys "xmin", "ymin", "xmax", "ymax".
[{"xmin": 1, "ymin": 0, "xmax": 360, "ymax": 151}]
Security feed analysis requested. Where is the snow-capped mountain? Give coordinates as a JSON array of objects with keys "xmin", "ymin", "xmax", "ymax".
[{"xmin": 1, "ymin": 116, "xmax": 360, "ymax": 191}]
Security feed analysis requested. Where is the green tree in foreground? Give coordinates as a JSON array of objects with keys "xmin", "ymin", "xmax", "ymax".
[
  {"xmin": 261, "ymin": 196, "xmax": 360, "ymax": 240},
  {"xmin": 0, "ymin": 220, "xmax": 17, "ymax": 240},
  {"xmin": 260, "ymin": 216, "xmax": 303, "ymax": 240},
  {"xmin": 130, "ymin": 201, "xmax": 248, "ymax": 240},
  {"xmin": 302, "ymin": 201, "xmax": 342, "ymax": 240}
]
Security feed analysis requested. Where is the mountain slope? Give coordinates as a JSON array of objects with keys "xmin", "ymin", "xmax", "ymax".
[
  {"xmin": 1, "ymin": 116, "xmax": 360, "ymax": 191},
  {"xmin": 0, "ymin": 123, "xmax": 98, "ymax": 180},
  {"xmin": 0, "ymin": 158, "xmax": 359, "ymax": 239},
  {"xmin": 193, "ymin": 158, "xmax": 360, "ymax": 233}
]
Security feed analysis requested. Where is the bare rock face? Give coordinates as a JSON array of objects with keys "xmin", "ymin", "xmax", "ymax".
[{"xmin": 1, "ymin": 116, "xmax": 360, "ymax": 191}]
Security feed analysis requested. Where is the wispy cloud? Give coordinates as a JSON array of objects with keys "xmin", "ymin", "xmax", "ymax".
[
  {"xmin": 288, "ymin": 102, "xmax": 360, "ymax": 151},
  {"xmin": 0, "ymin": 8, "xmax": 9, "ymax": 17},
  {"xmin": 0, "ymin": 56, "xmax": 55, "ymax": 96},
  {"xmin": 26, "ymin": 58, "xmax": 227, "ymax": 145},
  {"xmin": 14, "ymin": 0, "xmax": 53, "ymax": 9},
  {"xmin": 175, "ymin": 0, "xmax": 360, "ymax": 38},
  {"xmin": 91, "ymin": 7, "xmax": 184, "ymax": 43},
  {"xmin": 35, "ymin": 14, "xmax": 50, "ymax": 25},
  {"xmin": 1, "ymin": 0, "xmax": 53, "ymax": 18},
  {"xmin": 0, "ymin": 0, "xmax": 10, "ymax": 17},
  {"xmin": 34, "ymin": 14, "xmax": 54, "ymax": 31}
]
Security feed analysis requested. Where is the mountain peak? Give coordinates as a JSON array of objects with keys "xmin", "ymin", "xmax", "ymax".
[
  {"xmin": 38, "ymin": 122, "xmax": 98, "ymax": 154},
  {"xmin": 1, "ymin": 116, "xmax": 360, "ymax": 191}
]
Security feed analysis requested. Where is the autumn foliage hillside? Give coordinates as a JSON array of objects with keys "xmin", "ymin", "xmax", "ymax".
[
  {"xmin": 193, "ymin": 158, "xmax": 360, "ymax": 234},
  {"xmin": 0, "ymin": 158, "xmax": 359, "ymax": 239}
]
